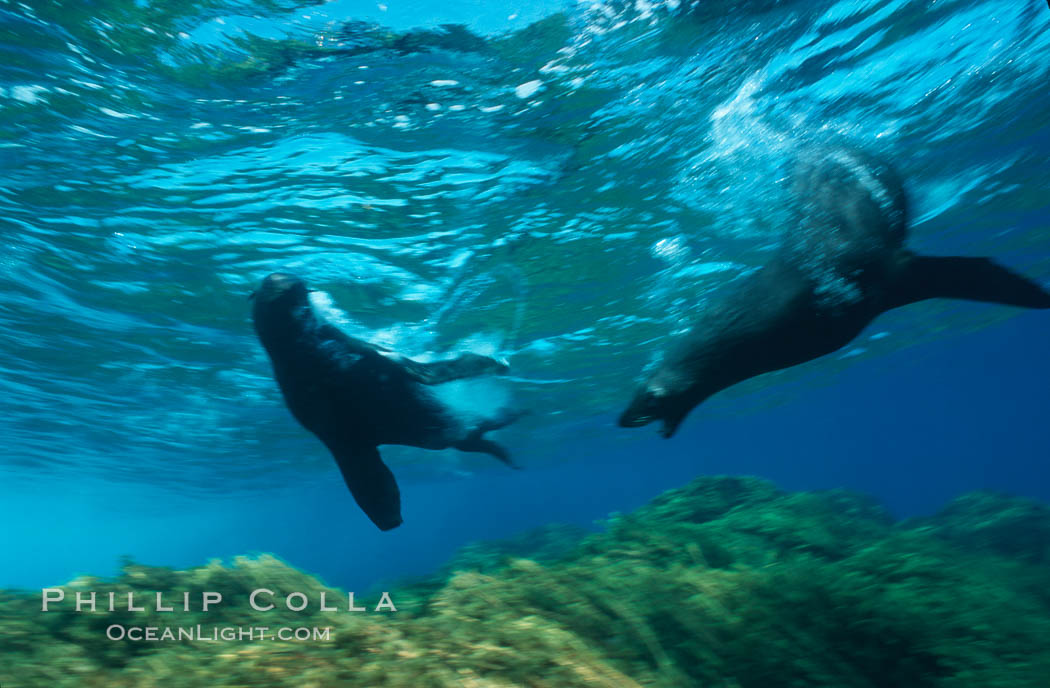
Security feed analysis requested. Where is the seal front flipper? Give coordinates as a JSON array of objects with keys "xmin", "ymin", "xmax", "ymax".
[
  {"xmin": 328, "ymin": 443, "xmax": 403, "ymax": 531},
  {"xmin": 891, "ymin": 254, "xmax": 1050, "ymax": 310},
  {"xmin": 398, "ymin": 353, "xmax": 509, "ymax": 385}
]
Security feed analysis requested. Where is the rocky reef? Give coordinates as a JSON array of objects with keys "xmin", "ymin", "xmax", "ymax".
[{"xmin": 4, "ymin": 476, "xmax": 1050, "ymax": 687}]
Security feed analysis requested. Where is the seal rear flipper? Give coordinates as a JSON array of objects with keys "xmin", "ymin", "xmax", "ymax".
[
  {"xmin": 891, "ymin": 255, "xmax": 1050, "ymax": 310},
  {"xmin": 452, "ymin": 411, "xmax": 525, "ymax": 468},
  {"xmin": 329, "ymin": 443, "xmax": 403, "ymax": 531},
  {"xmin": 453, "ymin": 434, "xmax": 519, "ymax": 468},
  {"xmin": 399, "ymin": 353, "xmax": 509, "ymax": 385}
]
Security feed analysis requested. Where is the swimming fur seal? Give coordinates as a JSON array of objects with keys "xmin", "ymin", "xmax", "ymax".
[
  {"xmin": 251, "ymin": 273, "xmax": 520, "ymax": 531},
  {"xmin": 620, "ymin": 147, "xmax": 1050, "ymax": 438}
]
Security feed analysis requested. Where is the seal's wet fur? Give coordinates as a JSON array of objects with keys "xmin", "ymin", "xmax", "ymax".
[
  {"xmin": 620, "ymin": 148, "xmax": 1050, "ymax": 438},
  {"xmin": 252, "ymin": 273, "xmax": 518, "ymax": 530}
]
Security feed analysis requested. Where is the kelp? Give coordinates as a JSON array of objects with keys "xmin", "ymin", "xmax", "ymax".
[{"xmin": 3, "ymin": 476, "xmax": 1050, "ymax": 687}]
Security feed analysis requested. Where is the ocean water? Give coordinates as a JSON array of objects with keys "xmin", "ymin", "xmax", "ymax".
[{"xmin": 2, "ymin": 0, "xmax": 1049, "ymax": 621}]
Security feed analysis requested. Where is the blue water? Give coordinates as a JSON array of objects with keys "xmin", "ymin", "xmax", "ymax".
[{"xmin": 2, "ymin": 0, "xmax": 1049, "ymax": 591}]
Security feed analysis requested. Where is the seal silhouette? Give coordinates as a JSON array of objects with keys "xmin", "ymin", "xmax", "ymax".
[
  {"xmin": 251, "ymin": 273, "xmax": 520, "ymax": 530},
  {"xmin": 620, "ymin": 147, "xmax": 1050, "ymax": 438}
]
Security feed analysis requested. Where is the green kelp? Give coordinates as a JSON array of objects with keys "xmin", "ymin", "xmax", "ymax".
[{"xmin": 3, "ymin": 476, "xmax": 1050, "ymax": 687}]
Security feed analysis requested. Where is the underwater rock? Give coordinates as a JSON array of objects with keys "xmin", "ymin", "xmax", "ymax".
[
  {"xmin": 909, "ymin": 491, "xmax": 1050, "ymax": 565},
  {"xmin": 441, "ymin": 523, "xmax": 592, "ymax": 575},
  {"xmin": 3, "ymin": 477, "xmax": 1050, "ymax": 687},
  {"xmin": 628, "ymin": 474, "xmax": 782, "ymax": 523}
]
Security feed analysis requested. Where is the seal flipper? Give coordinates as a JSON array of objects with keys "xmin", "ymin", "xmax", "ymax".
[
  {"xmin": 454, "ymin": 433, "xmax": 517, "ymax": 468},
  {"xmin": 328, "ymin": 443, "xmax": 403, "ymax": 531},
  {"xmin": 891, "ymin": 254, "xmax": 1050, "ymax": 310},
  {"xmin": 399, "ymin": 353, "xmax": 509, "ymax": 385},
  {"xmin": 452, "ymin": 410, "xmax": 526, "ymax": 469}
]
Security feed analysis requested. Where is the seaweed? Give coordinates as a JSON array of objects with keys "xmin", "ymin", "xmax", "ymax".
[{"xmin": 3, "ymin": 476, "xmax": 1049, "ymax": 687}]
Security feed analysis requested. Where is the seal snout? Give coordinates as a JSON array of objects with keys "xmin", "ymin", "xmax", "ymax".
[
  {"xmin": 617, "ymin": 408, "xmax": 653, "ymax": 428},
  {"xmin": 618, "ymin": 387, "xmax": 662, "ymax": 429},
  {"xmin": 619, "ymin": 383, "xmax": 690, "ymax": 438}
]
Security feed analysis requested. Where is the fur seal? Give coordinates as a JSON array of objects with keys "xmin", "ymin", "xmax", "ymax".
[
  {"xmin": 251, "ymin": 273, "xmax": 520, "ymax": 531},
  {"xmin": 620, "ymin": 147, "xmax": 1050, "ymax": 438}
]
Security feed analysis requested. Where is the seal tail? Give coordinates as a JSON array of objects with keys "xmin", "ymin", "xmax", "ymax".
[
  {"xmin": 891, "ymin": 254, "xmax": 1050, "ymax": 310},
  {"xmin": 328, "ymin": 443, "xmax": 403, "ymax": 531}
]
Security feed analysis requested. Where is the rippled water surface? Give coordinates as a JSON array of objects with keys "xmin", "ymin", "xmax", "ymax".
[{"xmin": 3, "ymin": 0, "xmax": 1049, "ymax": 492}]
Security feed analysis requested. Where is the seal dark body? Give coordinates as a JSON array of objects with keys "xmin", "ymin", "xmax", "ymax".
[
  {"xmin": 252, "ymin": 273, "xmax": 518, "ymax": 531},
  {"xmin": 620, "ymin": 148, "xmax": 1050, "ymax": 438}
]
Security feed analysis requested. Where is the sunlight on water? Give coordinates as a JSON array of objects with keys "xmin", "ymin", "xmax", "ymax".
[{"xmin": 1, "ymin": 0, "xmax": 1049, "ymax": 491}]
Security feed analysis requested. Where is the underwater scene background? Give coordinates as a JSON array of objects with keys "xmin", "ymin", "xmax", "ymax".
[{"xmin": 2, "ymin": 0, "xmax": 1049, "ymax": 684}]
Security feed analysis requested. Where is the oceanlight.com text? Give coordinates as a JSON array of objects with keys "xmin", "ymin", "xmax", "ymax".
[{"xmin": 105, "ymin": 625, "xmax": 332, "ymax": 642}]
